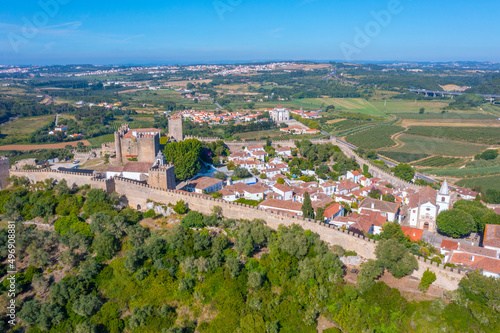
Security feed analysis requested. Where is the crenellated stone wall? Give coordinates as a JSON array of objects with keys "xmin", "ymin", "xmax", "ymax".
[{"xmin": 10, "ymin": 169, "xmax": 462, "ymax": 290}]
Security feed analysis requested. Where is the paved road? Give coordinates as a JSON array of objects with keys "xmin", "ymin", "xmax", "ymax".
[
  {"xmin": 209, "ymin": 97, "xmax": 223, "ymax": 109},
  {"xmin": 376, "ymin": 156, "xmax": 397, "ymax": 168},
  {"xmin": 415, "ymin": 172, "xmax": 438, "ymax": 183}
]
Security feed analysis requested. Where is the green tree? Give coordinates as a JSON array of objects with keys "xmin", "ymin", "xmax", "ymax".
[
  {"xmin": 75, "ymin": 322, "xmax": 98, "ymax": 333},
  {"xmin": 93, "ymin": 231, "xmax": 120, "ymax": 260},
  {"xmin": 375, "ymin": 239, "xmax": 418, "ymax": 278},
  {"xmin": 213, "ymin": 171, "xmax": 227, "ymax": 180},
  {"xmin": 480, "ymin": 149, "xmax": 499, "ymax": 160},
  {"xmin": 72, "ymin": 294, "xmax": 103, "ymax": 317},
  {"xmin": 316, "ymin": 207, "xmax": 325, "ymax": 221},
  {"xmin": 302, "ymin": 192, "xmax": 314, "ymax": 219},
  {"xmin": 357, "ymin": 259, "xmax": 384, "ymax": 292},
  {"xmin": 393, "ymin": 163, "xmax": 415, "ymax": 182},
  {"xmin": 276, "ymin": 177, "xmax": 285, "ymax": 185},
  {"xmin": 437, "ymin": 209, "xmax": 475, "ymax": 238},
  {"xmin": 164, "ymin": 139, "xmax": 203, "ymax": 181}
]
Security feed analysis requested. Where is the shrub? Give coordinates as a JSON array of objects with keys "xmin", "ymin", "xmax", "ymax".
[
  {"xmin": 173, "ymin": 200, "xmax": 189, "ymax": 214},
  {"xmin": 181, "ymin": 211, "xmax": 205, "ymax": 228},
  {"xmin": 419, "ymin": 268, "xmax": 436, "ymax": 292},
  {"xmin": 143, "ymin": 209, "xmax": 156, "ymax": 218}
]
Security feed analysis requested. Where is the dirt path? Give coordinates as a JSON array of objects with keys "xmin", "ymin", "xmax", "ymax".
[
  {"xmin": 344, "ymin": 266, "xmax": 444, "ymax": 302},
  {"xmin": 0, "ymin": 140, "xmax": 91, "ymax": 151}
]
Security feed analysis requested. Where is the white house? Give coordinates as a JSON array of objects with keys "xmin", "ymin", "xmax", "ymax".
[
  {"xmin": 272, "ymin": 183, "xmax": 294, "ymax": 201},
  {"xmin": 185, "ymin": 176, "xmax": 224, "ymax": 194},
  {"xmin": 347, "ymin": 170, "xmax": 363, "ymax": 183},
  {"xmin": 275, "ymin": 146, "xmax": 292, "ymax": 157}
]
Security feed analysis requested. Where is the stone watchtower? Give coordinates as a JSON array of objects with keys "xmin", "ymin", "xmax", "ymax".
[
  {"xmin": 114, "ymin": 124, "xmax": 128, "ymax": 164},
  {"xmin": 148, "ymin": 151, "xmax": 176, "ymax": 190},
  {"xmin": 0, "ymin": 156, "xmax": 9, "ymax": 190},
  {"xmin": 168, "ymin": 115, "xmax": 183, "ymax": 142}
]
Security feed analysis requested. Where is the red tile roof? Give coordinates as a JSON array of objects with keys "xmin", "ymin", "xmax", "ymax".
[
  {"xmin": 484, "ymin": 224, "xmax": 500, "ymax": 249},
  {"xmin": 258, "ymin": 199, "xmax": 302, "ymax": 213},
  {"xmin": 324, "ymin": 203, "xmax": 343, "ymax": 218},
  {"xmin": 401, "ymin": 227, "xmax": 424, "ymax": 242},
  {"xmin": 408, "ymin": 186, "xmax": 437, "ymax": 208},
  {"xmin": 440, "ymin": 239, "xmax": 459, "ymax": 251},
  {"xmin": 450, "ymin": 253, "xmax": 500, "ymax": 274},
  {"xmin": 188, "ymin": 176, "xmax": 223, "ymax": 190}
]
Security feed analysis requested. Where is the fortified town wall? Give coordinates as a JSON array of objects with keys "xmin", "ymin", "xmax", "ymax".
[{"xmin": 10, "ymin": 169, "xmax": 462, "ymax": 290}]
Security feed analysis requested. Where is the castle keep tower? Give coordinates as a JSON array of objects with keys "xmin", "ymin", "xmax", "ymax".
[
  {"xmin": 168, "ymin": 115, "xmax": 183, "ymax": 142},
  {"xmin": 112, "ymin": 124, "xmax": 161, "ymax": 164}
]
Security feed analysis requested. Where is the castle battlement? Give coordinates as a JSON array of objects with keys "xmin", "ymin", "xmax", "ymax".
[{"xmin": 10, "ymin": 168, "xmax": 463, "ymax": 290}]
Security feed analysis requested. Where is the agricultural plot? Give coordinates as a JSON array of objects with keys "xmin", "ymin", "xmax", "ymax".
[
  {"xmin": 0, "ymin": 115, "xmax": 55, "ymax": 137},
  {"xmin": 425, "ymin": 164, "xmax": 500, "ymax": 178},
  {"xmin": 345, "ymin": 125, "xmax": 404, "ymax": 149},
  {"xmin": 377, "ymin": 151, "xmax": 431, "ymax": 163},
  {"xmin": 323, "ymin": 119, "xmax": 379, "ymax": 136},
  {"xmin": 413, "ymin": 156, "xmax": 463, "ymax": 168},
  {"xmin": 292, "ymin": 98, "xmax": 387, "ymax": 117},
  {"xmin": 385, "ymin": 134, "xmax": 488, "ymax": 157},
  {"xmin": 87, "ymin": 134, "xmax": 115, "ymax": 147},
  {"xmin": 406, "ymin": 126, "xmax": 500, "ymax": 145},
  {"xmin": 370, "ymin": 100, "xmax": 450, "ymax": 114},
  {"xmin": 456, "ymin": 175, "xmax": 500, "ymax": 192},
  {"xmin": 393, "ymin": 112, "xmax": 497, "ymax": 120}
]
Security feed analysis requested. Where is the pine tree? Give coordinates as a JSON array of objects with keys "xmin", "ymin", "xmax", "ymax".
[{"xmin": 302, "ymin": 192, "xmax": 315, "ymax": 219}]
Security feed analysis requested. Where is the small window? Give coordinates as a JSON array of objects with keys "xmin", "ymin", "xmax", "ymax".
[
  {"xmin": 426, "ymin": 208, "xmax": 431, "ymax": 211},
  {"xmin": 441, "ymin": 197, "xmax": 445, "ymax": 202}
]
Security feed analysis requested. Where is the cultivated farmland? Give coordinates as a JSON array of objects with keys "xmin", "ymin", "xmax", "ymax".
[
  {"xmin": 345, "ymin": 125, "xmax": 404, "ymax": 149},
  {"xmin": 384, "ymin": 134, "xmax": 488, "ymax": 157},
  {"xmin": 406, "ymin": 126, "xmax": 500, "ymax": 145},
  {"xmin": 413, "ymin": 156, "xmax": 463, "ymax": 168},
  {"xmin": 377, "ymin": 151, "xmax": 431, "ymax": 163},
  {"xmin": 456, "ymin": 175, "xmax": 500, "ymax": 192}
]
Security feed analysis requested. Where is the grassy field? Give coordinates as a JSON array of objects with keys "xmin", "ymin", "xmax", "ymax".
[
  {"xmin": 456, "ymin": 175, "xmax": 500, "ymax": 192},
  {"xmin": 291, "ymin": 98, "xmax": 387, "ymax": 117},
  {"xmin": 345, "ymin": 125, "xmax": 404, "ymax": 149},
  {"xmin": 406, "ymin": 126, "xmax": 500, "ymax": 145},
  {"xmin": 384, "ymin": 134, "xmax": 488, "ymax": 157},
  {"xmin": 426, "ymin": 164, "xmax": 500, "ymax": 177},
  {"xmin": 0, "ymin": 115, "xmax": 55, "ymax": 137},
  {"xmin": 370, "ymin": 100, "xmax": 450, "ymax": 114}
]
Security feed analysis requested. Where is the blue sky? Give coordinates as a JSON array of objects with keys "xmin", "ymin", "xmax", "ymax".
[{"xmin": 1, "ymin": 0, "xmax": 499, "ymax": 65}]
